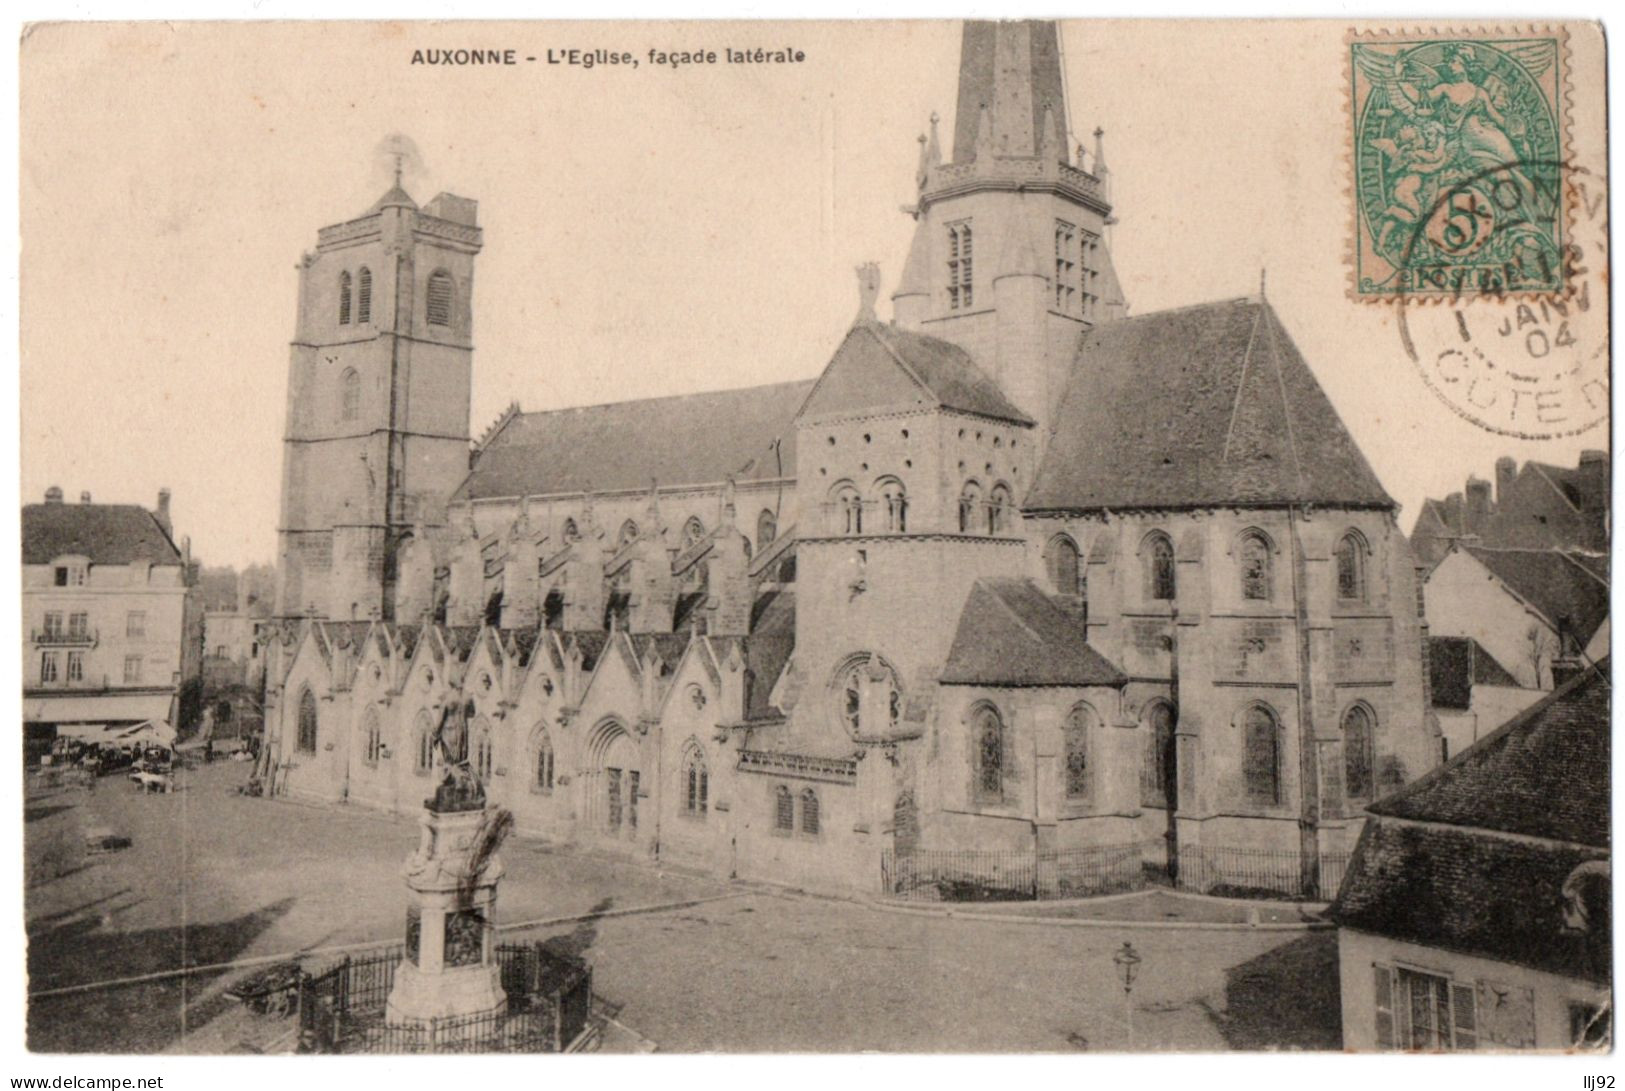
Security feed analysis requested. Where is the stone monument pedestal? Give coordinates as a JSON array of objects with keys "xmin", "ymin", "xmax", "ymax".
[{"xmin": 385, "ymin": 799, "xmax": 507, "ymax": 1029}]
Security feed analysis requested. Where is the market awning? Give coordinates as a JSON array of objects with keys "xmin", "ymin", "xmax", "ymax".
[{"xmin": 24, "ymin": 691, "xmax": 173, "ymax": 726}]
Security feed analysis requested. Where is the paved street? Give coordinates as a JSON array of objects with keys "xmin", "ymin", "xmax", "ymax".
[{"xmin": 26, "ymin": 762, "xmax": 1340, "ymax": 1053}]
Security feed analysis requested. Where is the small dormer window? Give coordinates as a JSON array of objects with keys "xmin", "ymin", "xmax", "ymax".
[
  {"xmin": 53, "ymin": 562, "xmax": 86, "ymax": 587},
  {"xmin": 947, "ymin": 221, "xmax": 973, "ymax": 309}
]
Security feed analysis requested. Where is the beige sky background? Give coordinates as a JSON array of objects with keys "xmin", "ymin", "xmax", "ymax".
[{"xmin": 19, "ymin": 19, "xmax": 1608, "ymax": 570}]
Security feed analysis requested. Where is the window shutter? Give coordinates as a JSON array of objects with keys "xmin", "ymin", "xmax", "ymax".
[
  {"xmin": 1373, "ymin": 964, "xmax": 1395, "ymax": 1049},
  {"xmin": 426, "ymin": 271, "xmax": 453, "ymax": 327},
  {"xmin": 1450, "ymin": 983, "xmax": 1477, "ymax": 1050}
]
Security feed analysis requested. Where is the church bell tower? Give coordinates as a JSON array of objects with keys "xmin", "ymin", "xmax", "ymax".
[
  {"xmin": 892, "ymin": 20, "xmax": 1126, "ymax": 445},
  {"xmin": 275, "ymin": 165, "xmax": 482, "ymax": 620}
]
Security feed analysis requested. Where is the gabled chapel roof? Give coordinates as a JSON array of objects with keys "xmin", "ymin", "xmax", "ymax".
[{"xmin": 941, "ymin": 578, "xmax": 1125, "ymax": 687}]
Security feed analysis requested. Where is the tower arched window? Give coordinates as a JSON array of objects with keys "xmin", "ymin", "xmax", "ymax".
[
  {"xmin": 1336, "ymin": 532, "xmax": 1367, "ymax": 602},
  {"xmin": 973, "ymin": 703, "xmax": 1005, "ymax": 801},
  {"xmin": 338, "ymin": 271, "xmax": 352, "ymax": 325},
  {"xmin": 1243, "ymin": 704, "xmax": 1283, "ymax": 805},
  {"xmin": 296, "ymin": 688, "xmax": 318, "ymax": 753},
  {"xmin": 987, "ymin": 483, "xmax": 1012, "ymax": 534},
  {"xmin": 1342, "ymin": 704, "xmax": 1375, "ymax": 805},
  {"xmin": 774, "ymin": 784, "xmax": 794, "ymax": 831},
  {"xmin": 947, "ymin": 221, "xmax": 973, "ymax": 309},
  {"xmin": 533, "ymin": 726, "xmax": 555, "ymax": 793},
  {"xmin": 425, "ymin": 270, "xmax": 454, "ymax": 327},
  {"xmin": 1046, "ymin": 534, "xmax": 1081, "ymax": 596},
  {"xmin": 877, "ymin": 478, "xmax": 908, "ymax": 533},
  {"xmin": 958, "ymin": 481, "xmax": 982, "ymax": 534},
  {"xmin": 340, "ymin": 368, "xmax": 360, "ymax": 422},
  {"xmin": 356, "ymin": 267, "xmax": 372, "ymax": 324},
  {"xmin": 831, "ymin": 483, "xmax": 863, "ymax": 535},
  {"xmin": 1141, "ymin": 700, "xmax": 1176, "ymax": 808},
  {"xmin": 836, "ymin": 654, "xmax": 901, "ymax": 739},
  {"xmin": 757, "ymin": 510, "xmax": 777, "ymax": 553},
  {"xmin": 1146, "ymin": 532, "xmax": 1176, "ymax": 601},
  {"xmin": 363, "ymin": 707, "xmax": 382, "ymax": 765},
  {"xmin": 800, "ymin": 788, "xmax": 821, "ymax": 835},
  {"xmin": 617, "ymin": 520, "xmax": 639, "ymax": 549},
  {"xmin": 683, "ymin": 517, "xmax": 706, "ymax": 547},
  {"xmin": 1064, "ymin": 703, "xmax": 1095, "ymax": 800},
  {"xmin": 683, "ymin": 745, "xmax": 709, "ymax": 817},
  {"xmin": 1239, "ymin": 531, "xmax": 1273, "ymax": 601}
]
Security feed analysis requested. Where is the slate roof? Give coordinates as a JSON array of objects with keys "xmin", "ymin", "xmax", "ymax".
[
  {"xmin": 1464, "ymin": 546, "xmax": 1610, "ymax": 645},
  {"xmin": 22, "ymin": 504, "xmax": 181, "ymax": 566},
  {"xmin": 1367, "ymin": 659, "xmax": 1610, "ymax": 846},
  {"xmin": 1332, "ymin": 662, "xmax": 1611, "ymax": 982},
  {"xmin": 743, "ymin": 589, "xmax": 796, "ymax": 722},
  {"xmin": 455, "ymin": 380, "xmax": 813, "ymax": 501},
  {"xmin": 1428, "ymin": 636, "xmax": 1522, "ymax": 710},
  {"xmin": 940, "ymin": 579, "xmax": 1126, "ymax": 687},
  {"xmin": 1027, "ymin": 298, "xmax": 1393, "ymax": 511},
  {"xmin": 855, "ymin": 322, "xmax": 1033, "ymax": 425}
]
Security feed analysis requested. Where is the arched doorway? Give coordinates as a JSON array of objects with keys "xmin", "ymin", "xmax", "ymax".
[{"xmin": 585, "ymin": 719, "xmax": 642, "ymax": 844}]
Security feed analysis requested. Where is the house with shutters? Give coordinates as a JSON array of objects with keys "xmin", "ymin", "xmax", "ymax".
[
  {"xmin": 260, "ymin": 19, "xmax": 1436, "ymax": 897},
  {"xmin": 1333, "ymin": 661, "xmax": 1611, "ymax": 1051}
]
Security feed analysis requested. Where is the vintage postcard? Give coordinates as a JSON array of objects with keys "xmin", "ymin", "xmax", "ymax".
[{"xmin": 16, "ymin": 17, "xmax": 1610, "ymax": 1064}]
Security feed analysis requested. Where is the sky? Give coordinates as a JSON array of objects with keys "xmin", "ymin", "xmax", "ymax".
[{"xmin": 19, "ymin": 19, "xmax": 1609, "ymax": 569}]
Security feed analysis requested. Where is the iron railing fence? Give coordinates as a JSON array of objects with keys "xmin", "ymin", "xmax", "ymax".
[
  {"xmin": 882, "ymin": 842, "xmax": 1353, "ymax": 903},
  {"xmin": 293, "ymin": 940, "xmax": 593, "ymax": 1054}
]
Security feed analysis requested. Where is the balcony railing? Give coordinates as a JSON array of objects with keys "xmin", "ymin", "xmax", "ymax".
[{"xmin": 31, "ymin": 628, "xmax": 98, "ymax": 647}]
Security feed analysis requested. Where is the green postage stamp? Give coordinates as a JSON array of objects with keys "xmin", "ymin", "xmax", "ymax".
[{"xmin": 1349, "ymin": 29, "xmax": 1568, "ymax": 301}]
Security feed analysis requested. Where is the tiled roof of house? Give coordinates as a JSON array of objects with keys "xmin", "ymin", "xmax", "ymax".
[
  {"xmin": 941, "ymin": 578, "xmax": 1126, "ymax": 687},
  {"xmin": 1332, "ymin": 662, "xmax": 1611, "ymax": 981},
  {"xmin": 455, "ymin": 380, "xmax": 813, "ymax": 501},
  {"xmin": 22, "ymin": 504, "xmax": 181, "ymax": 566},
  {"xmin": 1027, "ymin": 298, "xmax": 1393, "ymax": 511},
  {"xmin": 1464, "ymin": 546, "xmax": 1610, "ymax": 645},
  {"xmin": 1428, "ymin": 636, "xmax": 1522, "ymax": 710}
]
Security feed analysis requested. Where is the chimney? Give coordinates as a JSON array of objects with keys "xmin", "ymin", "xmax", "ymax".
[
  {"xmin": 44, "ymin": 486, "xmax": 62, "ymax": 504},
  {"xmin": 1494, "ymin": 456, "xmax": 1517, "ymax": 506},
  {"xmin": 1464, "ymin": 476, "xmax": 1492, "ymax": 533},
  {"xmin": 79, "ymin": 491, "xmax": 92, "ymax": 504},
  {"xmin": 156, "ymin": 488, "xmax": 173, "ymax": 533}
]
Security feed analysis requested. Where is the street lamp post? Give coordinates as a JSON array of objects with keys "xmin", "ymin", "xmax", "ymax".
[{"xmin": 1113, "ymin": 941, "xmax": 1142, "ymax": 1049}]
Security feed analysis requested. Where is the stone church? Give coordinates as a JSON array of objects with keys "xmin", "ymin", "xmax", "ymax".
[{"xmin": 262, "ymin": 20, "xmax": 1437, "ymax": 896}]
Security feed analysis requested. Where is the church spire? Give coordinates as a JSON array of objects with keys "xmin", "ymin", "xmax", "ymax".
[{"xmin": 951, "ymin": 20, "xmax": 1070, "ymax": 165}]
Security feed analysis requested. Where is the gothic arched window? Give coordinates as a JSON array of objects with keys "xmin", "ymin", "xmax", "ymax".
[
  {"xmin": 1141, "ymin": 700, "xmax": 1175, "ymax": 808},
  {"xmin": 974, "ymin": 704, "xmax": 1005, "ymax": 800},
  {"xmin": 947, "ymin": 221, "xmax": 973, "ymax": 309},
  {"xmin": 683, "ymin": 517, "xmax": 706, "ymax": 547},
  {"xmin": 1239, "ymin": 531, "xmax": 1273, "ymax": 601},
  {"xmin": 1343, "ymin": 704, "xmax": 1375, "ymax": 805},
  {"xmin": 617, "ymin": 520, "xmax": 639, "ymax": 548},
  {"xmin": 471, "ymin": 717, "xmax": 493, "ymax": 782},
  {"xmin": 414, "ymin": 710, "xmax": 433, "ymax": 773},
  {"xmin": 1146, "ymin": 532, "xmax": 1176, "ymax": 601},
  {"xmin": 340, "ymin": 368, "xmax": 360, "ymax": 422},
  {"xmin": 836, "ymin": 655, "xmax": 901, "ymax": 739},
  {"xmin": 757, "ymin": 510, "xmax": 777, "ymax": 553},
  {"xmin": 356, "ymin": 266, "xmax": 373, "ymax": 324},
  {"xmin": 338, "ymin": 271, "xmax": 352, "ymax": 325},
  {"xmin": 1336, "ymin": 532, "xmax": 1366, "ymax": 602},
  {"xmin": 800, "ymin": 788, "xmax": 821, "ymax": 835},
  {"xmin": 1046, "ymin": 534, "xmax": 1081, "ymax": 596},
  {"xmin": 533, "ymin": 727, "xmax": 555, "ymax": 793},
  {"xmin": 958, "ymin": 481, "xmax": 982, "ymax": 534},
  {"xmin": 363, "ymin": 707, "xmax": 382, "ymax": 765},
  {"xmin": 987, "ymin": 483, "xmax": 1013, "ymax": 534},
  {"xmin": 561, "ymin": 518, "xmax": 580, "ymax": 544},
  {"xmin": 1064, "ymin": 704, "xmax": 1095, "ymax": 800},
  {"xmin": 774, "ymin": 785, "xmax": 794, "ymax": 831},
  {"xmin": 426, "ymin": 270, "xmax": 454, "ymax": 327},
  {"xmin": 296, "ymin": 688, "xmax": 318, "ymax": 753},
  {"xmin": 683, "ymin": 745, "xmax": 709, "ymax": 817},
  {"xmin": 1243, "ymin": 704, "xmax": 1283, "ymax": 805},
  {"xmin": 877, "ymin": 478, "xmax": 908, "ymax": 533}
]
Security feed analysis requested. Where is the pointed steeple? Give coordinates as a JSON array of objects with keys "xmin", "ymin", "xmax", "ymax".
[{"xmin": 951, "ymin": 20, "xmax": 1070, "ymax": 164}]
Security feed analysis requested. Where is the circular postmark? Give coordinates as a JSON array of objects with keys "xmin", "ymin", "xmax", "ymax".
[{"xmin": 1395, "ymin": 160, "xmax": 1608, "ymax": 440}]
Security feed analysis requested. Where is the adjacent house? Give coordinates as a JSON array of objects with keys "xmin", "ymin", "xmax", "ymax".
[
  {"xmin": 1410, "ymin": 453, "xmax": 1608, "ymax": 567},
  {"xmin": 22, "ymin": 487, "xmax": 202, "ymax": 754},
  {"xmin": 1332, "ymin": 660, "xmax": 1611, "ymax": 1051}
]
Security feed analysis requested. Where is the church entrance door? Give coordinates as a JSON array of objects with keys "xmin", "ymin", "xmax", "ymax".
[{"xmin": 588, "ymin": 721, "xmax": 641, "ymax": 846}]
